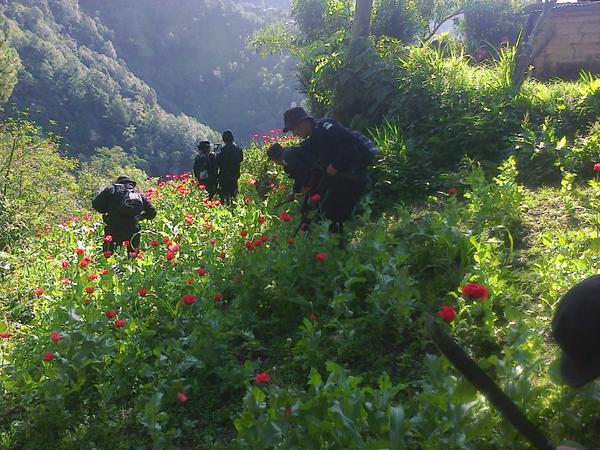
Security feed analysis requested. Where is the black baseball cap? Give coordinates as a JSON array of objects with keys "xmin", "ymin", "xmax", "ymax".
[
  {"xmin": 551, "ymin": 275, "xmax": 600, "ymax": 387},
  {"xmin": 283, "ymin": 107, "xmax": 311, "ymax": 132},
  {"xmin": 197, "ymin": 140, "xmax": 211, "ymax": 151}
]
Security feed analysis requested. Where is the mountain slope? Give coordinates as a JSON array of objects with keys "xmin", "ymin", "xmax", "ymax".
[
  {"xmin": 77, "ymin": 0, "xmax": 302, "ymax": 140},
  {"xmin": 1, "ymin": 0, "xmax": 220, "ymax": 175}
]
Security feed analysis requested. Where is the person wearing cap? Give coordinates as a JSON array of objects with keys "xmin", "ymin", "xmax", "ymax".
[
  {"xmin": 193, "ymin": 140, "xmax": 218, "ymax": 199},
  {"xmin": 281, "ymin": 106, "xmax": 369, "ymax": 234},
  {"xmin": 92, "ymin": 175, "xmax": 157, "ymax": 253},
  {"xmin": 216, "ymin": 130, "xmax": 243, "ymax": 205},
  {"xmin": 551, "ymin": 276, "xmax": 600, "ymax": 450}
]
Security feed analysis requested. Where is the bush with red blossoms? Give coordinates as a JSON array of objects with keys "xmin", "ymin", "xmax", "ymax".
[
  {"xmin": 42, "ymin": 351, "xmax": 54, "ymax": 361},
  {"xmin": 114, "ymin": 319, "xmax": 126, "ymax": 328},
  {"xmin": 33, "ymin": 288, "xmax": 44, "ymax": 297},
  {"xmin": 177, "ymin": 392, "xmax": 188, "ymax": 403}
]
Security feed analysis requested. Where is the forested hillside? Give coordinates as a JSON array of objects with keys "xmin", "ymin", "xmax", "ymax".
[
  {"xmin": 78, "ymin": 0, "xmax": 301, "ymax": 139},
  {"xmin": 1, "ymin": 0, "xmax": 301, "ymax": 175}
]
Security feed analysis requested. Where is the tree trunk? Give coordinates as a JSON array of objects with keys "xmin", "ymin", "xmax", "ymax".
[{"xmin": 351, "ymin": 0, "xmax": 374, "ymax": 41}]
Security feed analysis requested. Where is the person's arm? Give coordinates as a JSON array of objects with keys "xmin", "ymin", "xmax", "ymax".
[
  {"xmin": 193, "ymin": 155, "xmax": 201, "ymax": 180},
  {"xmin": 91, "ymin": 186, "xmax": 113, "ymax": 214}
]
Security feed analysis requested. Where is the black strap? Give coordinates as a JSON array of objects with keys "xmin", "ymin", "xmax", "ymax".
[{"xmin": 426, "ymin": 315, "xmax": 556, "ymax": 450}]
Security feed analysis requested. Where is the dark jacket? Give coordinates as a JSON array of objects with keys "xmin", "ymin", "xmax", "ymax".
[
  {"xmin": 282, "ymin": 140, "xmax": 313, "ymax": 193},
  {"xmin": 217, "ymin": 143, "xmax": 243, "ymax": 181},
  {"xmin": 193, "ymin": 151, "xmax": 218, "ymax": 183},
  {"xmin": 92, "ymin": 178, "xmax": 156, "ymax": 236},
  {"xmin": 309, "ymin": 118, "xmax": 366, "ymax": 175}
]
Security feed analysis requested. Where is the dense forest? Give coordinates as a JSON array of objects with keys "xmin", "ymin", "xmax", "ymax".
[{"xmin": 0, "ymin": 0, "xmax": 300, "ymax": 175}]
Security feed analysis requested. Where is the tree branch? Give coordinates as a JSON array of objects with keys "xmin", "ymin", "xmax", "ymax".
[{"xmin": 423, "ymin": 9, "xmax": 464, "ymax": 43}]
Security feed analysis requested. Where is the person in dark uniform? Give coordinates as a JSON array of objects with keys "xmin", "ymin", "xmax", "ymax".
[
  {"xmin": 193, "ymin": 140, "xmax": 218, "ymax": 199},
  {"xmin": 267, "ymin": 140, "xmax": 313, "ymax": 197},
  {"xmin": 216, "ymin": 130, "xmax": 243, "ymax": 205},
  {"xmin": 92, "ymin": 175, "xmax": 157, "ymax": 253},
  {"xmin": 281, "ymin": 107, "xmax": 370, "ymax": 234}
]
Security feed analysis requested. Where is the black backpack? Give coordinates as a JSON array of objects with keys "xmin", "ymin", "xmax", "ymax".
[
  {"xmin": 194, "ymin": 153, "xmax": 217, "ymax": 180},
  {"xmin": 352, "ymin": 131, "xmax": 380, "ymax": 166},
  {"xmin": 113, "ymin": 184, "xmax": 144, "ymax": 216}
]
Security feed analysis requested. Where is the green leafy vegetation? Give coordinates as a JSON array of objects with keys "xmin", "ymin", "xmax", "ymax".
[{"xmin": 1, "ymin": 1, "xmax": 600, "ymax": 448}]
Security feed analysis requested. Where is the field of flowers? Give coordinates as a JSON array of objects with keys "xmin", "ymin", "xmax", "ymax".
[{"xmin": 0, "ymin": 141, "xmax": 599, "ymax": 449}]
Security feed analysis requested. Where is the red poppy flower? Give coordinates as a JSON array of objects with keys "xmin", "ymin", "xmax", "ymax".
[
  {"xmin": 204, "ymin": 224, "xmax": 213, "ymax": 231},
  {"xmin": 187, "ymin": 278, "xmax": 194, "ymax": 285},
  {"xmin": 279, "ymin": 211, "xmax": 292, "ymax": 222},
  {"xmin": 138, "ymin": 288, "xmax": 148, "ymax": 296},
  {"xmin": 308, "ymin": 314, "xmax": 317, "ymax": 321},
  {"xmin": 240, "ymin": 230, "xmax": 248, "ymax": 237},
  {"xmin": 165, "ymin": 251, "xmax": 175, "ymax": 261},
  {"xmin": 437, "ymin": 305, "xmax": 456, "ymax": 323},
  {"xmin": 185, "ymin": 214, "xmax": 194, "ymax": 225},
  {"xmin": 448, "ymin": 187, "xmax": 457, "ymax": 195},
  {"xmin": 103, "ymin": 251, "xmax": 113, "ymax": 259},
  {"xmin": 288, "ymin": 238, "xmax": 294, "ymax": 245},
  {"xmin": 42, "ymin": 351, "xmax": 54, "ymax": 361},
  {"xmin": 105, "ymin": 309, "xmax": 117, "ymax": 319},
  {"xmin": 85, "ymin": 287, "xmax": 95, "ymax": 295},
  {"xmin": 79, "ymin": 258, "xmax": 91, "ymax": 268},
  {"xmin": 87, "ymin": 273, "xmax": 98, "ymax": 281},
  {"xmin": 104, "ymin": 235, "xmax": 113, "ymax": 242},
  {"xmin": 310, "ymin": 193, "xmax": 321, "ymax": 203},
  {"xmin": 168, "ymin": 244, "xmax": 180, "ymax": 252},
  {"xmin": 209, "ymin": 239, "xmax": 216, "ymax": 245},
  {"xmin": 214, "ymin": 200, "xmax": 221, "ymax": 207},
  {"xmin": 594, "ymin": 162, "xmax": 600, "ymax": 172},
  {"xmin": 196, "ymin": 267, "xmax": 208, "ymax": 276},
  {"xmin": 162, "ymin": 237, "xmax": 171, "ymax": 244},
  {"xmin": 34, "ymin": 288, "xmax": 44, "ymax": 297},
  {"xmin": 181, "ymin": 294, "xmax": 196, "ymax": 305},
  {"xmin": 150, "ymin": 240, "xmax": 160, "ymax": 247},
  {"xmin": 315, "ymin": 252, "xmax": 327, "ymax": 261},
  {"xmin": 219, "ymin": 252, "xmax": 226, "ymax": 259},
  {"xmin": 100, "ymin": 269, "xmax": 109, "ymax": 276},
  {"xmin": 244, "ymin": 197, "xmax": 252, "ymax": 204},
  {"xmin": 61, "ymin": 261, "xmax": 70, "ymax": 268},
  {"xmin": 84, "ymin": 299, "xmax": 91, "ymax": 305},
  {"xmin": 257, "ymin": 216, "xmax": 265, "ymax": 224},
  {"xmin": 255, "ymin": 372, "xmax": 270, "ymax": 384},
  {"xmin": 461, "ymin": 283, "xmax": 489, "ymax": 300},
  {"xmin": 245, "ymin": 241, "xmax": 254, "ymax": 250},
  {"xmin": 213, "ymin": 293, "xmax": 223, "ymax": 301},
  {"xmin": 62, "ymin": 277, "xmax": 72, "ymax": 285},
  {"xmin": 50, "ymin": 331, "xmax": 61, "ymax": 342},
  {"xmin": 115, "ymin": 319, "xmax": 126, "ymax": 328},
  {"xmin": 261, "ymin": 234, "xmax": 269, "ymax": 242},
  {"xmin": 0, "ymin": 331, "xmax": 10, "ymax": 339},
  {"xmin": 177, "ymin": 392, "xmax": 188, "ymax": 403},
  {"xmin": 75, "ymin": 248, "xmax": 85, "ymax": 255},
  {"xmin": 123, "ymin": 240, "xmax": 130, "ymax": 247},
  {"xmin": 250, "ymin": 179, "xmax": 257, "ymax": 186}
]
